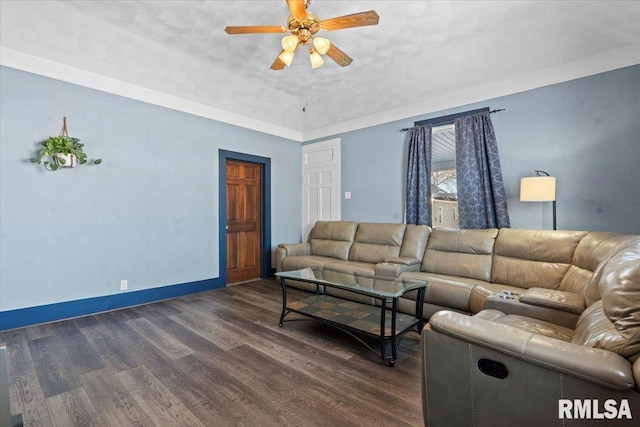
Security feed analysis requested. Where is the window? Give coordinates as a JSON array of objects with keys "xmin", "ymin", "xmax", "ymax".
[{"xmin": 431, "ymin": 124, "xmax": 459, "ymax": 228}]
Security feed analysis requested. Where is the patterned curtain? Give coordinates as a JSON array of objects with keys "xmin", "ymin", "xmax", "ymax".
[
  {"xmin": 455, "ymin": 112, "xmax": 511, "ymax": 229},
  {"xmin": 406, "ymin": 125, "xmax": 432, "ymax": 225}
]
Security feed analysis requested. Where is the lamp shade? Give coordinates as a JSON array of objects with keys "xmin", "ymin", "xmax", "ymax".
[
  {"xmin": 313, "ymin": 37, "xmax": 331, "ymax": 54},
  {"xmin": 281, "ymin": 35, "xmax": 299, "ymax": 52},
  {"xmin": 309, "ymin": 49, "xmax": 324, "ymax": 68},
  {"xmin": 520, "ymin": 176, "xmax": 556, "ymax": 201},
  {"xmin": 278, "ymin": 50, "xmax": 295, "ymax": 67}
]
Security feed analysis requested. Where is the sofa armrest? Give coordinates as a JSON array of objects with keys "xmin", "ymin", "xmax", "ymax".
[
  {"xmin": 376, "ymin": 258, "xmax": 421, "ymax": 277},
  {"xmin": 278, "ymin": 242, "xmax": 310, "ymax": 257},
  {"xmin": 519, "ymin": 287, "xmax": 586, "ymax": 315},
  {"xmin": 384, "ymin": 256, "xmax": 421, "ymax": 266},
  {"xmin": 484, "ymin": 293, "xmax": 579, "ymax": 328},
  {"xmin": 428, "ymin": 310, "xmax": 635, "ymax": 390},
  {"xmin": 275, "ymin": 242, "xmax": 310, "ymax": 272}
]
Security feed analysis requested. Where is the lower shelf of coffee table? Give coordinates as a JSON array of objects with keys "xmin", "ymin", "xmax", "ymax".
[{"xmin": 287, "ymin": 294, "xmax": 418, "ymax": 336}]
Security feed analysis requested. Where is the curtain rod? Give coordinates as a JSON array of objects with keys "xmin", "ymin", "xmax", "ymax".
[{"xmin": 400, "ymin": 108, "xmax": 505, "ymax": 132}]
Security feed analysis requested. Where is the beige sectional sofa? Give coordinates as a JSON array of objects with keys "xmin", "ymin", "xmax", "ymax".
[
  {"xmin": 277, "ymin": 221, "xmax": 638, "ymax": 326},
  {"xmin": 277, "ymin": 221, "xmax": 640, "ymax": 424}
]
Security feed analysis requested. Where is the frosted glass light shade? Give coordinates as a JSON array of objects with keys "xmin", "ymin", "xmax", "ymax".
[
  {"xmin": 278, "ymin": 50, "xmax": 295, "ymax": 66},
  {"xmin": 313, "ymin": 37, "xmax": 331, "ymax": 54},
  {"xmin": 281, "ymin": 35, "xmax": 299, "ymax": 52},
  {"xmin": 309, "ymin": 50, "xmax": 324, "ymax": 68},
  {"xmin": 520, "ymin": 176, "xmax": 556, "ymax": 201}
]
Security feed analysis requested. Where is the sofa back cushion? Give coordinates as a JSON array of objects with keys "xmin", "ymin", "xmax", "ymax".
[
  {"xmin": 572, "ymin": 244, "xmax": 640, "ymax": 361},
  {"xmin": 399, "ymin": 224, "xmax": 431, "ymax": 260},
  {"xmin": 421, "ymin": 228, "xmax": 498, "ymax": 282},
  {"xmin": 571, "ymin": 233, "xmax": 640, "ymax": 306},
  {"xmin": 491, "ymin": 229, "xmax": 587, "ymax": 289},
  {"xmin": 348, "ymin": 223, "xmax": 406, "ymax": 263},
  {"xmin": 308, "ymin": 221, "xmax": 358, "ymax": 261}
]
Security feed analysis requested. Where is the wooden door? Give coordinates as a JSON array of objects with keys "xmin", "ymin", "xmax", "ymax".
[{"xmin": 226, "ymin": 160, "xmax": 261, "ymax": 284}]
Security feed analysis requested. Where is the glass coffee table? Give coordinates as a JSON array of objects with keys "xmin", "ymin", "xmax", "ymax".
[{"xmin": 275, "ymin": 267, "xmax": 426, "ymax": 366}]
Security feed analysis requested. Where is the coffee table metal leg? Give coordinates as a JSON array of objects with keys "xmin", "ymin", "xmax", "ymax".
[
  {"xmin": 279, "ymin": 277, "xmax": 288, "ymax": 327},
  {"xmin": 390, "ymin": 297, "xmax": 398, "ymax": 365},
  {"xmin": 415, "ymin": 287, "xmax": 426, "ymax": 331},
  {"xmin": 379, "ymin": 300, "xmax": 386, "ymax": 362}
]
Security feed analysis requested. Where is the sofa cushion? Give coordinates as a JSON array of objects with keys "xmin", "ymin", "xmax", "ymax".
[
  {"xmin": 491, "ymin": 229, "xmax": 588, "ymax": 290},
  {"xmin": 281, "ymin": 255, "xmax": 342, "ymax": 272},
  {"xmin": 309, "ymin": 221, "xmax": 357, "ymax": 260},
  {"xmin": 324, "ymin": 260, "xmax": 376, "ymax": 276},
  {"xmin": 402, "ymin": 271, "xmax": 489, "ymax": 313},
  {"xmin": 399, "ymin": 224, "xmax": 431, "ymax": 260},
  {"xmin": 421, "ymin": 228, "xmax": 498, "ymax": 282},
  {"xmin": 572, "ymin": 245, "xmax": 640, "ymax": 361},
  {"xmin": 348, "ymin": 223, "xmax": 405, "ymax": 263}
]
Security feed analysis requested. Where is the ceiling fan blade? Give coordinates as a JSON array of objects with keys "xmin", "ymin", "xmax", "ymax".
[
  {"xmin": 225, "ymin": 26, "xmax": 287, "ymax": 34},
  {"xmin": 286, "ymin": 0, "xmax": 308, "ymax": 20},
  {"xmin": 271, "ymin": 50, "xmax": 286, "ymax": 70},
  {"xmin": 326, "ymin": 44, "xmax": 353, "ymax": 67},
  {"xmin": 320, "ymin": 10, "xmax": 379, "ymax": 31}
]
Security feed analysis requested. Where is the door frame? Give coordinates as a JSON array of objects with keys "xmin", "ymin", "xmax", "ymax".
[{"xmin": 219, "ymin": 150, "xmax": 271, "ymax": 284}]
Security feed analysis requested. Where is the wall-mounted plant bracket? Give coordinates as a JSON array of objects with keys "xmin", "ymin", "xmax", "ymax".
[{"xmin": 29, "ymin": 117, "xmax": 102, "ymax": 171}]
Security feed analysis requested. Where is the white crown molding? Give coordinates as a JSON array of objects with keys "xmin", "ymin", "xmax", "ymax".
[
  {"xmin": 3, "ymin": 44, "xmax": 639, "ymax": 144},
  {"xmin": 301, "ymin": 44, "xmax": 640, "ymax": 142},
  {"xmin": 0, "ymin": 47, "xmax": 303, "ymax": 142}
]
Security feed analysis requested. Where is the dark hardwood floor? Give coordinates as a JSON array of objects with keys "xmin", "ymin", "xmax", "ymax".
[{"xmin": 0, "ymin": 279, "xmax": 424, "ymax": 426}]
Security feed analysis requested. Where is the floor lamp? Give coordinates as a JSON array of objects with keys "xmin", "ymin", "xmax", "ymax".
[{"xmin": 520, "ymin": 170, "xmax": 557, "ymax": 230}]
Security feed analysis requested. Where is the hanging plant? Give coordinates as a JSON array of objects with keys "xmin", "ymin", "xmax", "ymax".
[{"xmin": 29, "ymin": 117, "xmax": 102, "ymax": 171}]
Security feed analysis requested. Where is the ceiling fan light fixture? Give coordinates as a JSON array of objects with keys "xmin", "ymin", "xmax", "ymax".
[
  {"xmin": 279, "ymin": 50, "xmax": 295, "ymax": 66},
  {"xmin": 281, "ymin": 34, "xmax": 299, "ymax": 52},
  {"xmin": 312, "ymin": 37, "xmax": 330, "ymax": 54},
  {"xmin": 309, "ymin": 48, "xmax": 324, "ymax": 68}
]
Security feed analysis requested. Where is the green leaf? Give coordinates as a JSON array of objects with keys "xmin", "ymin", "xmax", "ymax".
[{"xmin": 93, "ymin": 159, "xmax": 102, "ymax": 165}]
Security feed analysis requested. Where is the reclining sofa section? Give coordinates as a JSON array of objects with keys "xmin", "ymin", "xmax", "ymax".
[
  {"xmin": 277, "ymin": 221, "xmax": 640, "ymax": 327},
  {"xmin": 421, "ymin": 241, "xmax": 640, "ymax": 427}
]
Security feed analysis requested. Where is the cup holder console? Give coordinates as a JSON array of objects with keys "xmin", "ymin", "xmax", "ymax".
[{"xmin": 497, "ymin": 290, "xmax": 520, "ymax": 300}]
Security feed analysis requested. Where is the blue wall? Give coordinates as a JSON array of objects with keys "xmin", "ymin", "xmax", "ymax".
[
  {"xmin": 311, "ymin": 65, "xmax": 640, "ymax": 234},
  {"xmin": 0, "ymin": 66, "xmax": 301, "ymax": 322},
  {"xmin": 2, "ymin": 64, "xmax": 639, "ymax": 329}
]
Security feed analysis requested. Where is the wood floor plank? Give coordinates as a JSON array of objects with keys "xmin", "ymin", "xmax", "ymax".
[
  {"xmin": 79, "ymin": 368, "xmax": 154, "ymax": 426},
  {"xmin": 136, "ymin": 309, "xmax": 226, "ymax": 356},
  {"xmin": 184, "ymin": 350, "xmax": 310, "ymax": 426},
  {"xmin": 125, "ymin": 317, "xmax": 195, "ymax": 360},
  {"xmin": 148, "ymin": 355, "xmax": 230, "ymax": 425},
  {"xmin": 79, "ymin": 323, "xmax": 140, "ymax": 373},
  {"xmin": 5, "ymin": 340, "xmax": 54, "ymax": 427},
  {"xmin": 115, "ymin": 365, "xmax": 205, "ymax": 427},
  {"xmin": 28, "ymin": 336, "xmax": 81, "ymax": 398},
  {"xmin": 52, "ymin": 323, "xmax": 104, "ymax": 376},
  {"xmin": 45, "ymin": 387, "xmax": 100, "ymax": 427},
  {"xmin": 169, "ymin": 309, "xmax": 253, "ymax": 351}
]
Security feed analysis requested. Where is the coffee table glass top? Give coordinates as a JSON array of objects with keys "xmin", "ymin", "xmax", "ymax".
[{"xmin": 275, "ymin": 267, "xmax": 426, "ymax": 298}]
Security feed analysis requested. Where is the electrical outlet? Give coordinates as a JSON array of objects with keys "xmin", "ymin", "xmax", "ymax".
[{"xmin": 120, "ymin": 279, "xmax": 128, "ymax": 291}]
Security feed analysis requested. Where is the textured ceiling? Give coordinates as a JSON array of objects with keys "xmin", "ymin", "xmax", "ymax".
[{"xmin": 2, "ymin": 1, "xmax": 640, "ymax": 141}]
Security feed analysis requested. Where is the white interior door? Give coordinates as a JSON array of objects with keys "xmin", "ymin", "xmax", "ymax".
[{"xmin": 301, "ymin": 138, "xmax": 341, "ymax": 241}]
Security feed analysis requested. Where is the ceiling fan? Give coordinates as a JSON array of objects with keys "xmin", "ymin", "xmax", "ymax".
[{"xmin": 224, "ymin": 0, "xmax": 379, "ymax": 70}]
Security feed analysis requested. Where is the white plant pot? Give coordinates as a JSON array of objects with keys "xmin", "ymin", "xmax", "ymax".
[{"xmin": 55, "ymin": 153, "xmax": 78, "ymax": 168}]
